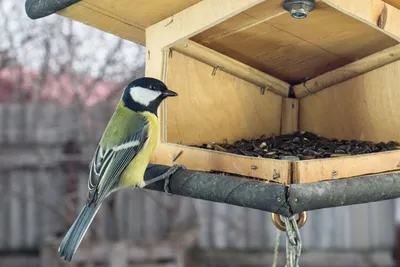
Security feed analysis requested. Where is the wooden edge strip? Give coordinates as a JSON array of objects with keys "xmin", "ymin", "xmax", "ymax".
[
  {"xmin": 146, "ymin": 0, "xmax": 265, "ymax": 49},
  {"xmin": 172, "ymin": 40, "xmax": 290, "ymax": 97},
  {"xmin": 292, "ymin": 150, "xmax": 400, "ymax": 184},
  {"xmin": 280, "ymin": 98, "xmax": 299, "ymax": 134},
  {"xmin": 293, "ymin": 44, "xmax": 400, "ymax": 98},
  {"xmin": 383, "ymin": 0, "xmax": 400, "ymax": 10},
  {"xmin": 150, "ymin": 143, "xmax": 291, "ymax": 184}
]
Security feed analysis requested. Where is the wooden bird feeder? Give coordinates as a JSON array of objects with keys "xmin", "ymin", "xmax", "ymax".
[{"xmin": 28, "ymin": 0, "xmax": 400, "ymax": 186}]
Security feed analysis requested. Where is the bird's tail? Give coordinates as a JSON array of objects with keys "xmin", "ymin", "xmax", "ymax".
[{"xmin": 58, "ymin": 203, "xmax": 101, "ymax": 262}]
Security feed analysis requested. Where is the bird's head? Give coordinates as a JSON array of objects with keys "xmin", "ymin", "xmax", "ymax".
[{"xmin": 122, "ymin": 77, "xmax": 178, "ymax": 114}]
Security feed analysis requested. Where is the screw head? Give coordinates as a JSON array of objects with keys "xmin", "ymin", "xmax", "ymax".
[
  {"xmin": 282, "ymin": 0, "xmax": 316, "ymax": 19},
  {"xmin": 291, "ymin": 3, "xmax": 310, "ymax": 19}
]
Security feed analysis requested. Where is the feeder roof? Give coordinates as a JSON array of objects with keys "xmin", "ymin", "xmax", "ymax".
[{"xmin": 26, "ymin": 0, "xmax": 400, "ymax": 83}]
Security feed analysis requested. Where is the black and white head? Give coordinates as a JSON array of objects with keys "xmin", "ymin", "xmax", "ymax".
[{"xmin": 122, "ymin": 77, "xmax": 178, "ymax": 114}]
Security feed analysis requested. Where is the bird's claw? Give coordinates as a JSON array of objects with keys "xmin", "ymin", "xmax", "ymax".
[
  {"xmin": 143, "ymin": 164, "xmax": 185, "ymax": 195},
  {"xmin": 162, "ymin": 164, "xmax": 185, "ymax": 196}
]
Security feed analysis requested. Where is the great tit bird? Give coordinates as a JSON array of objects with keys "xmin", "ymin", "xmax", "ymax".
[{"xmin": 58, "ymin": 77, "xmax": 183, "ymax": 262}]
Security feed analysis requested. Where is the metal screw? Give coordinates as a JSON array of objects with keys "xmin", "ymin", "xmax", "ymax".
[
  {"xmin": 277, "ymin": 197, "xmax": 281, "ymax": 202},
  {"xmin": 184, "ymin": 44, "xmax": 188, "ymax": 47},
  {"xmin": 282, "ymin": 0, "xmax": 316, "ymax": 19},
  {"xmin": 332, "ymin": 170, "xmax": 338, "ymax": 178},
  {"xmin": 251, "ymin": 165, "xmax": 258, "ymax": 170}
]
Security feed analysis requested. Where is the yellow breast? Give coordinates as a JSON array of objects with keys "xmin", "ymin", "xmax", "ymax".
[{"xmin": 119, "ymin": 111, "xmax": 159, "ymax": 187}]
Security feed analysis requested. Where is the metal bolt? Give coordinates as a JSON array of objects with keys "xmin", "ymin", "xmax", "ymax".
[
  {"xmin": 282, "ymin": 0, "xmax": 316, "ymax": 19},
  {"xmin": 294, "ymin": 198, "xmax": 298, "ymax": 202},
  {"xmin": 184, "ymin": 44, "xmax": 188, "ymax": 48},
  {"xmin": 277, "ymin": 197, "xmax": 281, "ymax": 202},
  {"xmin": 251, "ymin": 165, "xmax": 258, "ymax": 170},
  {"xmin": 332, "ymin": 170, "xmax": 338, "ymax": 178}
]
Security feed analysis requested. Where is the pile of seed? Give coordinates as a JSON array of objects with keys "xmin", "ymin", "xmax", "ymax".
[{"xmin": 195, "ymin": 131, "xmax": 399, "ymax": 160}]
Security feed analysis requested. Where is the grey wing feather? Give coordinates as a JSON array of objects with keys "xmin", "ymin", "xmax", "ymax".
[{"xmin": 87, "ymin": 117, "xmax": 149, "ymax": 204}]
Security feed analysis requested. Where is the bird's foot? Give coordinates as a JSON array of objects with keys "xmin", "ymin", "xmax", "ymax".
[{"xmin": 144, "ymin": 164, "xmax": 186, "ymax": 195}]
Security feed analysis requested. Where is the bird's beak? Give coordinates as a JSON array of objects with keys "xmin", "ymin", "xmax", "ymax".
[{"xmin": 163, "ymin": 89, "xmax": 178, "ymax": 97}]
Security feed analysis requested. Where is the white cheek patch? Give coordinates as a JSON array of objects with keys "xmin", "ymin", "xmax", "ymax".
[{"xmin": 130, "ymin": 86, "xmax": 162, "ymax": 106}]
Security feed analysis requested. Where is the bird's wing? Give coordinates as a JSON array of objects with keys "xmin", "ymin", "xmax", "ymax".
[{"xmin": 87, "ymin": 116, "xmax": 149, "ymax": 204}]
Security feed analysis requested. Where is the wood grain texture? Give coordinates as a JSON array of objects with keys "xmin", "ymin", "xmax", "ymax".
[
  {"xmin": 293, "ymin": 150, "xmax": 400, "ymax": 183},
  {"xmin": 173, "ymin": 40, "xmax": 290, "ymax": 97},
  {"xmin": 383, "ymin": 0, "xmax": 400, "ymax": 9},
  {"xmin": 83, "ymin": 0, "xmax": 201, "ymax": 28},
  {"xmin": 59, "ymin": 0, "xmax": 399, "ymax": 84},
  {"xmin": 151, "ymin": 143, "xmax": 291, "ymax": 183},
  {"xmin": 193, "ymin": 1, "xmax": 397, "ymax": 83},
  {"xmin": 293, "ymin": 44, "xmax": 400, "ymax": 98},
  {"xmin": 146, "ymin": 0, "xmax": 265, "ymax": 49},
  {"xmin": 165, "ymin": 51, "xmax": 282, "ymax": 145},
  {"xmin": 57, "ymin": 1, "xmax": 146, "ymax": 45},
  {"xmin": 299, "ymin": 60, "xmax": 400, "ymax": 143},
  {"xmin": 58, "ymin": 0, "xmax": 202, "ymax": 45},
  {"xmin": 323, "ymin": 0, "xmax": 400, "ymax": 41},
  {"xmin": 281, "ymin": 98, "xmax": 299, "ymax": 134}
]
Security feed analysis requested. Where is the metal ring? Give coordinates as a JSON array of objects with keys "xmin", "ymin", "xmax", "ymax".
[{"xmin": 271, "ymin": 212, "xmax": 308, "ymax": 231}]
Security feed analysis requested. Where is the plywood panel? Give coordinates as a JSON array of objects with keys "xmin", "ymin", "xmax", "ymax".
[
  {"xmin": 293, "ymin": 151, "xmax": 400, "ymax": 183},
  {"xmin": 59, "ymin": 0, "xmax": 399, "ymax": 84},
  {"xmin": 58, "ymin": 1, "xmax": 146, "ymax": 45},
  {"xmin": 267, "ymin": 2, "xmax": 398, "ymax": 61},
  {"xmin": 195, "ymin": 22, "xmax": 346, "ymax": 83},
  {"xmin": 165, "ymin": 52, "xmax": 282, "ymax": 145},
  {"xmin": 192, "ymin": 1, "xmax": 398, "ymax": 83},
  {"xmin": 151, "ymin": 143, "xmax": 290, "ymax": 183},
  {"xmin": 383, "ymin": 0, "xmax": 400, "ymax": 9},
  {"xmin": 299, "ymin": 60, "xmax": 400, "ymax": 143},
  {"xmin": 324, "ymin": 0, "xmax": 400, "ymax": 41},
  {"xmin": 83, "ymin": 0, "xmax": 201, "ymax": 27},
  {"xmin": 192, "ymin": 0, "xmax": 285, "ymax": 44}
]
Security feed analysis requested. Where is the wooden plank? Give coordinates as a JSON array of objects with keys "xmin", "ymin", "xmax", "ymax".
[
  {"xmin": 383, "ymin": 0, "xmax": 400, "ymax": 9},
  {"xmin": 192, "ymin": 0, "xmax": 286, "ymax": 44},
  {"xmin": 323, "ymin": 0, "xmax": 400, "ymax": 41},
  {"xmin": 293, "ymin": 150, "xmax": 400, "ymax": 183},
  {"xmin": 293, "ymin": 44, "xmax": 400, "ymax": 98},
  {"xmin": 57, "ymin": 1, "xmax": 146, "ymax": 45},
  {"xmin": 151, "ymin": 143, "xmax": 291, "ymax": 183},
  {"xmin": 267, "ymin": 2, "xmax": 398, "ymax": 61},
  {"xmin": 146, "ymin": 0, "xmax": 265, "ymax": 49},
  {"xmin": 299, "ymin": 60, "xmax": 400, "ymax": 144},
  {"xmin": 280, "ymin": 98, "xmax": 299, "ymax": 134},
  {"xmin": 173, "ymin": 40, "xmax": 290, "ymax": 97},
  {"xmin": 82, "ymin": 0, "xmax": 201, "ymax": 29},
  {"xmin": 165, "ymin": 51, "xmax": 282, "ymax": 145},
  {"xmin": 193, "ymin": 1, "xmax": 398, "ymax": 83}
]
